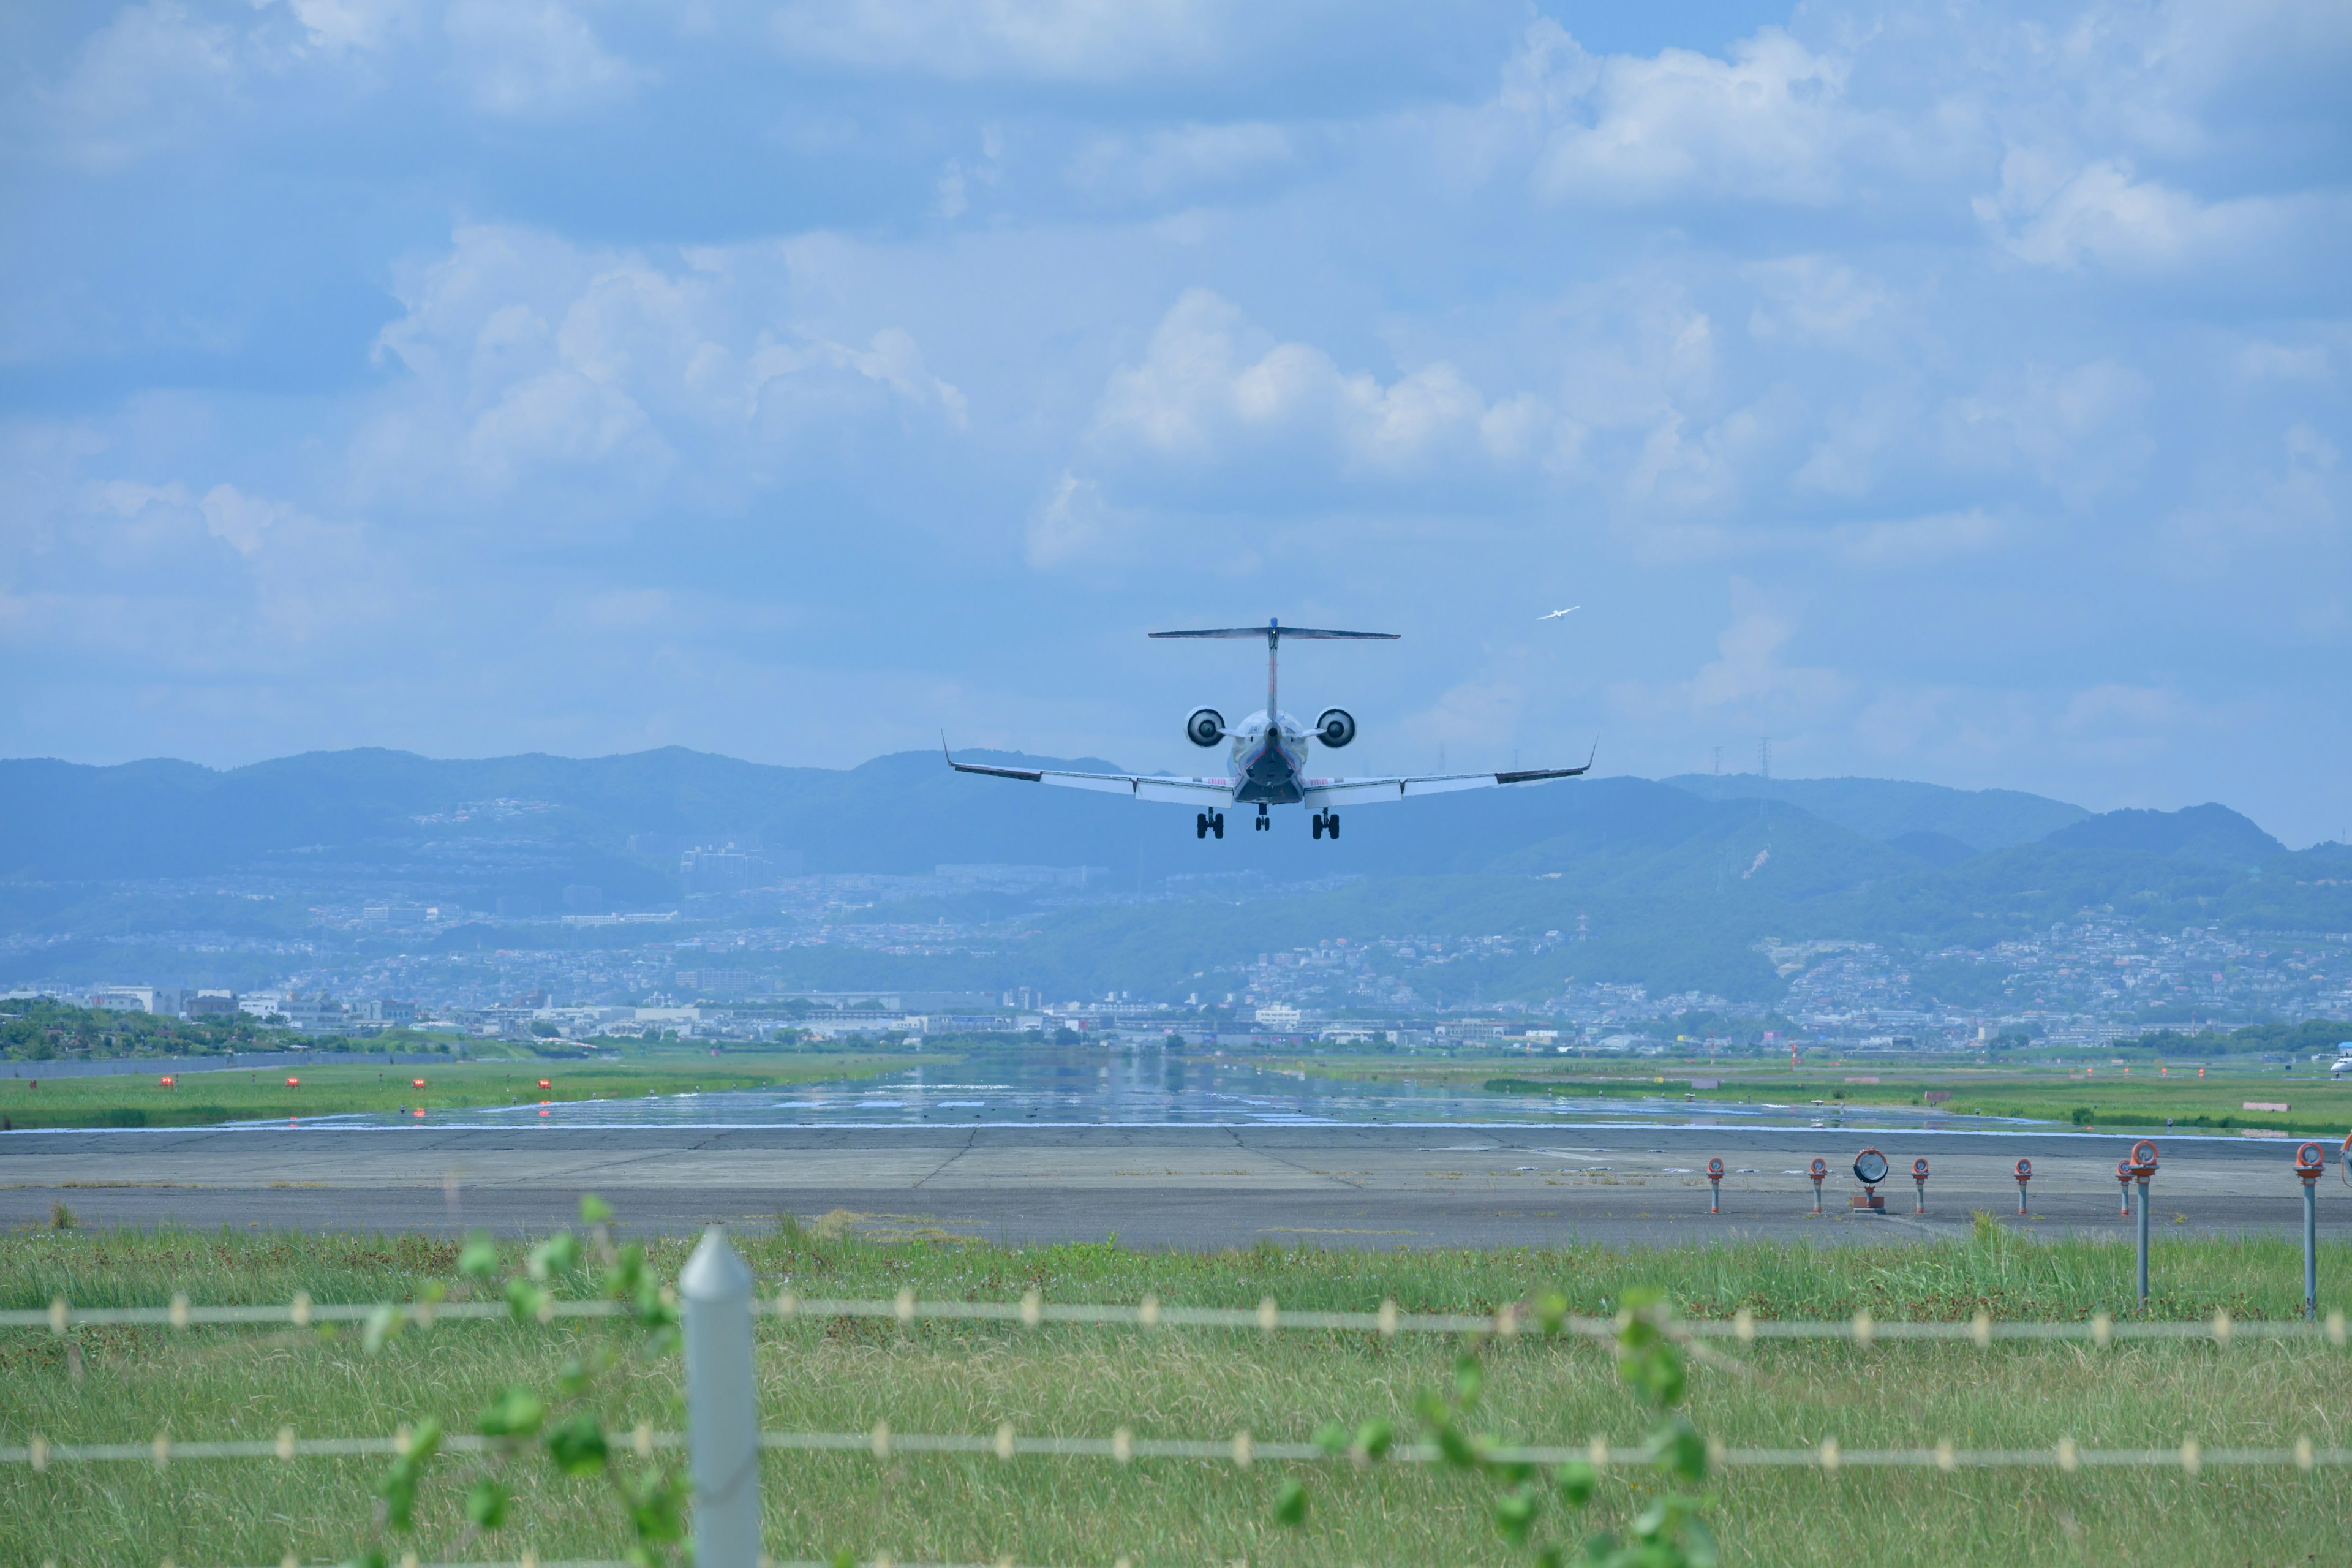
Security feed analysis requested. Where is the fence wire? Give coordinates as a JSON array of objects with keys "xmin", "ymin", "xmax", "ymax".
[
  {"xmin": 6, "ymin": 1425, "xmax": 2345, "ymax": 1474},
  {"xmin": 7, "ymin": 1292, "xmax": 2348, "ymax": 1346}
]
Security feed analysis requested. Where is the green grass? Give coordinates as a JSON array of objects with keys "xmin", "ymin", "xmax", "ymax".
[
  {"xmin": 0, "ymin": 1054, "xmax": 920, "ymax": 1130},
  {"xmin": 5, "ymin": 1223, "xmax": 2351, "ymax": 1567},
  {"xmin": 1330, "ymin": 1053, "xmax": 2352, "ymax": 1138}
]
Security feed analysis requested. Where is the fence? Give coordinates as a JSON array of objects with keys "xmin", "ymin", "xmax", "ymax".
[{"xmin": 10, "ymin": 1227, "xmax": 2352, "ymax": 1568}]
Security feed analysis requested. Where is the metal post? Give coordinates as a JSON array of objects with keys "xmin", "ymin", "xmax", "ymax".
[
  {"xmin": 682, "ymin": 1226, "xmax": 761, "ymax": 1568},
  {"xmin": 1707, "ymin": 1157, "xmax": 1724, "ymax": 1215},
  {"xmin": 2014, "ymin": 1157, "xmax": 2032, "ymax": 1216},
  {"xmin": 2296, "ymin": 1144, "xmax": 2326, "ymax": 1321},
  {"xmin": 2135, "ymin": 1178, "xmax": 2150, "ymax": 1305},
  {"xmin": 2305, "ymin": 1180, "xmax": 2320, "ymax": 1321}
]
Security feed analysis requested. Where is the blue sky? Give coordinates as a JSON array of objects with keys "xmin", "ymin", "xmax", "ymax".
[{"xmin": 3, "ymin": 0, "xmax": 2348, "ymax": 843}]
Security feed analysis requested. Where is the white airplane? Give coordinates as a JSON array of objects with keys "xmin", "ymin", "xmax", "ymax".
[
  {"xmin": 945, "ymin": 618, "xmax": 1593, "ymax": 839},
  {"xmin": 1538, "ymin": 605, "xmax": 1581, "ymax": 620}
]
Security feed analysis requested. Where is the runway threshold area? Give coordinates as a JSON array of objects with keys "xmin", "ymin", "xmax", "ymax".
[{"xmin": 4, "ymin": 1123, "xmax": 2334, "ymax": 1248}]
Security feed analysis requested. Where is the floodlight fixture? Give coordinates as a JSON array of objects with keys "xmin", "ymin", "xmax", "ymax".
[
  {"xmin": 1706, "ymin": 1156, "xmax": 1725, "ymax": 1214},
  {"xmin": 1910, "ymin": 1156, "xmax": 1930, "ymax": 1214},
  {"xmin": 1809, "ymin": 1156, "xmax": 1828, "ymax": 1214},
  {"xmin": 1851, "ymin": 1147, "xmax": 1889, "ymax": 1212},
  {"xmin": 2294, "ymin": 1142, "xmax": 2326, "ymax": 1184},
  {"xmin": 2013, "ymin": 1156, "xmax": 2032, "ymax": 1215}
]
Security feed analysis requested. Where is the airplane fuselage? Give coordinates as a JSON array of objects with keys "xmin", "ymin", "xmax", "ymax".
[{"xmin": 1227, "ymin": 711, "xmax": 1309, "ymax": 805}]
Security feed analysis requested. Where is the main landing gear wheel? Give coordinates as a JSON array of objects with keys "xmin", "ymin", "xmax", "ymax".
[
  {"xmin": 1310, "ymin": 810, "xmax": 1341, "ymax": 840},
  {"xmin": 1196, "ymin": 812, "xmax": 1225, "ymax": 839},
  {"xmin": 1254, "ymin": 805, "xmax": 1270, "ymax": 832}
]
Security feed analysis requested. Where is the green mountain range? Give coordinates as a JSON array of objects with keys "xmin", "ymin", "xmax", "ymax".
[{"xmin": 2, "ymin": 750, "xmax": 2344, "ymax": 1003}]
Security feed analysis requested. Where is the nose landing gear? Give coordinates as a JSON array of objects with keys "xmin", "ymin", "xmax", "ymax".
[
  {"xmin": 1254, "ymin": 804, "xmax": 1271, "ymax": 832},
  {"xmin": 1194, "ymin": 811, "xmax": 1226, "ymax": 839},
  {"xmin": 1310, "ymin": 810, "xmax": 1341, "ymax": 840}
]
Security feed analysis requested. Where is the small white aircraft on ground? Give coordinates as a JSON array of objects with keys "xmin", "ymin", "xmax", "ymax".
[{"xmin": 945, "ymin": 619, "xmax": 1593, "ymax": 839}]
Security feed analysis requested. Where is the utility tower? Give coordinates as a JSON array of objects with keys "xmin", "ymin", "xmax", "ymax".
[{"xmin": 1758, "ymin": 738, "xmax": 1772, "ymax": 779}]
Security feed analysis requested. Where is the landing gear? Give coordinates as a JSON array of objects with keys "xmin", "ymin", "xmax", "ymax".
[
  {"xmin": 1311, "ymin": 810, "xmax": 1341, "ymax": 840},
  {"xmin": 1196, "ymin": 811, "xmax": 1225, "ymax": 839},
  {"xmin": 1254, "ymin": 804, "xmax": 1271, "ymax": 832}
]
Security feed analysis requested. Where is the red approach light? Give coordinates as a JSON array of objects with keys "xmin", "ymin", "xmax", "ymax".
[
  {"xmin": 412, "ymin": 1078, "xmax": 426, "ymax": 1088},
  {"xmin": 538, "ymin": 1079, "xmax": 552, "ymax": 1089},
  {"xmin": 286, "ymin": 1077, "xmax": 300, "ymax": 1087},
  {"xmin": 159, "ymin": 1076, "xmax": 174, "ymax": 1088},
  {"xmin": 412, "ymin": 1108, "xmax": 426, "ymax": 1118}
]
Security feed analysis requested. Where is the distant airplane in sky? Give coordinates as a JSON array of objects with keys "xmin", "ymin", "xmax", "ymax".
[
  {"xmin": 1538, "ymin": 605, "xmax": 1581, "ymax": 620},
  {"xmin": 946, "ymin": 619, "xmax": 1593, "ymax": 840}
]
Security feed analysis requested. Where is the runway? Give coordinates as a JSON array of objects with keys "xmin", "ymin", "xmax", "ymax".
[{"xmin": 4, "ymin": 1122, "xmax": 2338, "ymax": 1248}]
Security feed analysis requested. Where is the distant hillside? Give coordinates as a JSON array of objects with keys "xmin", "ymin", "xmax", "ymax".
[
  {"xmin": 4, "ymin": 748, "xmax": 2346, "ymax": 1003},
  {"xmin": 1662, "ymin": 773, "xmax": 2090, "ymax": 851},
  {"xmin": 2042, "ymin": 803, "xmax": 2284, "ymax": 865}
]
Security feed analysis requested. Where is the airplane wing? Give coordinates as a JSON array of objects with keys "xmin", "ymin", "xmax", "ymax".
[
  {"xmin": 944, "ymin": 742, "xmax": 1232, "ymax": 804},
  {"xmin": 1300, "ymin": 748, "xmax": 1595, "ymax": 807}
]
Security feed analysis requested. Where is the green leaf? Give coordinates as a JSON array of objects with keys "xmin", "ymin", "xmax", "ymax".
[
  {"xmin": 829, "ymin": 1551, "xmax": 855, "ymax": 1568},
  {"xmin": 361, "ymin": 1304, "xmax": 401, "ymax": 1354},
  {"xmin": 1491, "ymin": 1483, "xmax": 1541, "ymax": 1545},
  {"xmin": 506, "ymin": 1278, "xmax": 551, "ymax": 1324},
  {"xmin": 579, "ymin": 1194, "xmax": 614, "ymax": 1224},
  {"xmin": 342, "ymin": 1551, "xmax": 388, "ymax": 1568},
  {"xmin": 1555, "ymin": 1458, "xmax": 1596, "ymax": 1506},
  {"xmin": 1273, "ymin": 1477, "xmax": 1308, "ymax": 1527},
  {"xmin": 1412, "ymin": 1389, "xmax": 1450, "ymax": 1428},
  {"xmin": 1652, "ymin": 1415, "xmax": 1707, "ymax": 1482},
  {"xmin": 627, "ymin": 1468, "xmax": 685, "ymax": 1544},
  {"xmin": 546, "ymin": 1412, "xmax": 609, "ymax": 1476},
  {"xmin": 529, "ymin": 1232, "xmax": 582, "ymax": 1281},
  {"xmin": 1534, "ymin": 1289, "xmax": 1569, "ymax": 1335},
  {"xmin": 477, "ymin": 1385, "xmax": 547, "ymax": 1439},
  {"xmin": 375, "ymin": 1420, "xmax": 440, "ymax": 1532},
  {"xmin": 464, "ymin": 1477, "xmax": 510, "ymax": 1530},
  {"xmin": 1312, "ymin": 1421, "xmax": 1350, "ymax": 1456},
  {"xmin": 1453, "ymin": 1351, "xmax": 1485, "ymax": 1406},
  {"xmin": 556, "ymin": 1355, "xmax": 592, "ymax": 1398},
  {"xmin": 1684, "ymin": 1516, "xmax": 1722, "ymax": 1568},
  {"xmin": 1436, "ymin": 1423, "xmax": 1479, "ymax": 1469},
  {"xmin": 1354, "ymin": 1418, "xmax": 1394, "ymax": 1460},
  {"xmin": 457, "ymin": 1233, "xmax": 500, "ymax": 1281}
]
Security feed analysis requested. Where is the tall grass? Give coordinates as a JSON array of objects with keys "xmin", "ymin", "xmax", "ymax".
[{"xmin": 4, "ymin": 1223, "xmax": 2349, "ymax": 1567}]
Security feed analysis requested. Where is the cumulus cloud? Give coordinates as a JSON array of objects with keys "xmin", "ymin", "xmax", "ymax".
[
  {"xmin": 358, "ymin": 225, "xmax": 966, "ymax": 506},
  {"xmin": 444, "ymin": 0, "xmax": 643, "ymax": 117},
  {"xmin": 1089, "ymin": 288, "xmax": 1573, "ymax": 480},
  {"xmin": 1506, "ymin": 21, "xmax": 1863, "ymax": 205}
]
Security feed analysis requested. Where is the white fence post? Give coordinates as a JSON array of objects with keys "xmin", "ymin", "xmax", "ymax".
[{"xmin": 682, "ymin": 1226, "xmax": 761, "ymax": 1568}]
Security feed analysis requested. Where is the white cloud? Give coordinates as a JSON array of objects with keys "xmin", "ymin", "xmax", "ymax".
[
  {"xmin": 769, "ymin": 0, "xmax": 1226, "ymax": 83},
  {"xmin": 1743, "ymin": 256, "xmax": 1894, "ymax": 349},
  {"xmin": 34, "ymin": 1, "xmax": 241, "ymax": 168},
  {"xmin": 1515, "ymin": 23, "xmax": 1861, "ymax": 205},
  {"xmin": 358, "ymin": 225, "xmax": 966, "ymax": 505},
  {"xmin": 1090, "ymin": 288, "xmax": 1572, "ymax": 478},
  {"xmin": 1945, "ymin": 360, "xmax": 2153, "ymax": 507},
  {"xmin": 444, "ymin": 0, "xmax": 643, "ymax": 117}
]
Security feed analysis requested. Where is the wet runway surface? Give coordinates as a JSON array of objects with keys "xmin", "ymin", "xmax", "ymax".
[
  {"xmin": 256, "ymin": 1047, "xmax": 2055, "ymax": 1134},
  {"xmin": 6, "ymin": 1117, "xmax": 2335, "ymax": 1248}
]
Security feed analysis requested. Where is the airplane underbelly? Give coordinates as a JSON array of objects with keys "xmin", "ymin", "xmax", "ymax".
[{"xmin": 1231, "ymin": 738, "xmax": 1305, "ymax": 805}]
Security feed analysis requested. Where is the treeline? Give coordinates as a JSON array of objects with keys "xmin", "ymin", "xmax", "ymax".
[
  {"xmin": 2109, "ymin": 1018, "xmax": 2352, "ymax": 1058},
  {"xmin": 2, "ymin": 999, "xmax": 306, "ymax": 1060}
]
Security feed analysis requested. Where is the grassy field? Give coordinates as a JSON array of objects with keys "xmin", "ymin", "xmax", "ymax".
[
  {"xmin": 0, "ymin": 1052, "xmax": 920, "ymax": 1130},
  {"xmin": 6, "ymin": 1222, "xmax": 2350, "ymax": 1567},
  {"xmin": 1311, "ymin": 1053, "xmax": 2352, "ymax": 1138}
]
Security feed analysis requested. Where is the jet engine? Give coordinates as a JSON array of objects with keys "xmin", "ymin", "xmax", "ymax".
[
  {"xmin": 1314, "ymin": 708, "xmax": 1357, "ymax": 748},
  {"xmin": 1185, "ymin": 708, "xmax": 1227, "ymax": 747}
]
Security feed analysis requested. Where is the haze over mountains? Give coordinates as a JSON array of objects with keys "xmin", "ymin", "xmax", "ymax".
[{"xmin": 5, "ymin": 748, "xmax": 2347, "ymax": 1003}]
